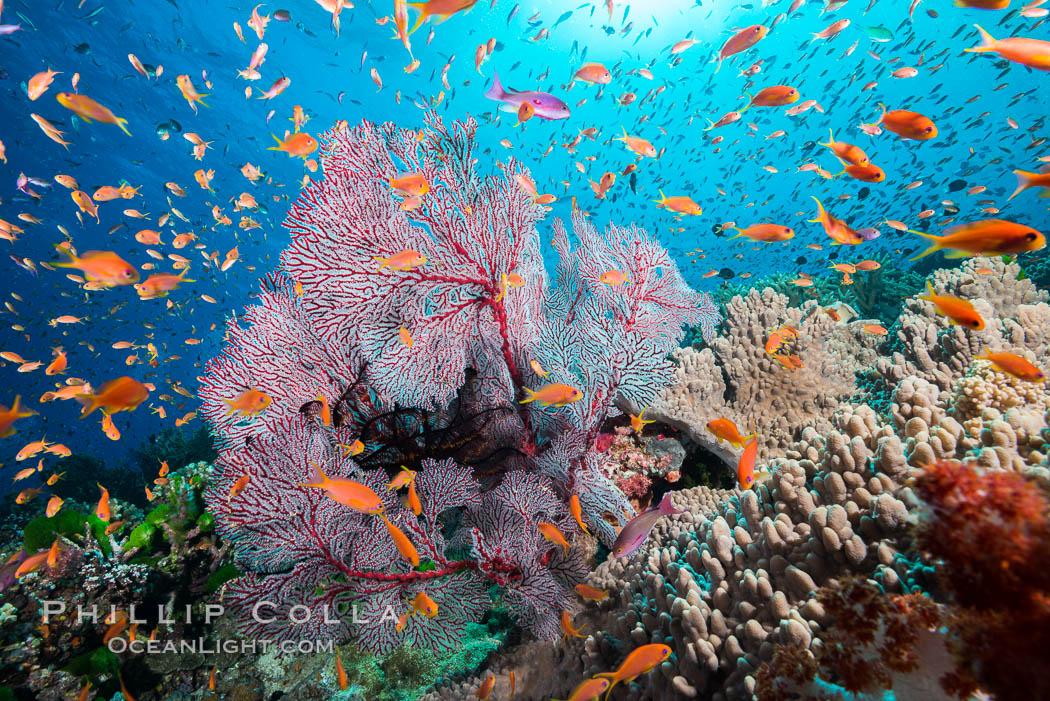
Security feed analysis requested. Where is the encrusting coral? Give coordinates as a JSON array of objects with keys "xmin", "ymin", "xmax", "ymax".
[{"xmin": 424, "ymin": 256, "xmax": 1050, "ymax": 700}]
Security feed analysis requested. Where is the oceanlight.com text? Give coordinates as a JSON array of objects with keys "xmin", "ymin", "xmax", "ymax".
[{"xmin": 107, "ymin": 637, "xmax": 335, "ymax": 655}]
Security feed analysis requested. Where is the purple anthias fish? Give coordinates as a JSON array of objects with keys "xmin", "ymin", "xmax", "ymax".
[
  {"xmin": 611, "ymin": 492, "xmax": 684, "ymax": 559},
  {"xmin": 857, "ymin": 227, "xmax": 881, "ymax": 242},
  {"xmin": 484, "ymin": 71, "xmax": 571, "ymax": 121}
]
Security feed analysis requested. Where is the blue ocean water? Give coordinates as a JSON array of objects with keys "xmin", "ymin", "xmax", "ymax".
[{"xmin": 0, "ymin": 0, "xmax": 1046, "ymax": 472}]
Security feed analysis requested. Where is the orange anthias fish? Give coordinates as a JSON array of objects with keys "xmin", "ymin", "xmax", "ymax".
[
  {"xmin": 653, "ymin": 191, "xmax": 702, "ymax": 216},
  {"xmin": 76, "ymin": 377, "xmax": 150, "ymax": 417},
  {"xmin": 748, "ymin": 85, "xmax": 800, "ymax": 107},
  {"xmin": 45, "ymin": 350, "xmax": 67, "ymax": 376},
  {"xmin": 298, "ymin": 463, "xmax": 386, "ymax": 513},
  {"xmin": 27, "ymin": 68, "xmax": 62, "ymax": 101},
  {"xmin": 975, "ymin": 348, "xmax": 1045, "ymax": 383},
  {"xmin": 335, "ymin": 649, "xmax": 348, "ymax": 691},
  {"xmin": 737, "ymin": 438, "xmax": 772, "ymax": 490},
  {"xmin": 176, "ymin": 75, "xmax": 209, "ymax": 113},
  {"xmin": 569, "ymin": 494, "xmax": 590, "ymax": 535},
  {"xmin": 475, "ymin": 673, "xmax": 495, "ymax": 701},
  {"xmin": 0, "ymin": 395, "xmax": 37, "ymax": 437},
  {"xmin": 70, "ymin": 190, "xmax": 100, "ymax": 222},
  {"xmin": 519, "ymin": 383, "xmax": 583, "ymax": 407},
  {"xmin": 574, "ymin": 62, "xmax": 612, "ymax": 84},
  {"xmin": 135, "ymin": 269, "xmax": 194, "ymax": 299},
  {"xmin": 387, "ymin": 467, "xmax": 417, "ymax": 490},
  {"xmin": 538, "ymin": 522, "xmax": 571, "ymax": 554},
  {"xmin": 706, "ymin": 417, "xmax": 755, "ymax": 449},
  {"xmin": 96, "ymin": 483, "xmax": 111, "ymax": 522},
  {"xmin": 55, "ymin": 93, "xmax": 131, "ymax": 136},
  {"xmin": 918, "ymin": 283, "xmax": 985, "ymax": 330},
  {"xmin": 908, "ymin": 220, "xmax": 1045, "ymax": 260},
  {"xmin": 46, "ymin": 495, "xmax": 64, "ymax": 517},
  {"xmin": 592, "ymin": 644, "xmax": 672, "ymax": 698},
  {"xmin": 730, "ymin": 223, "xmax": 795, "ymax": 242},
  {"xmin": 614, "ymin": 128, "xmax": 656, "ymax": 157},
  {"xmin": 864, "ymin": 103, "xmax": 937, "ymax": 141},
  {"xmin": 966, "ymin": 24, "xmax": 1050, "ymax": 71},
  {"xmin": 818, "ymin": 129, "xmax": 869, "ymax": 166},
  {"xmin": 380, "ymin": 514, "xmax": 420, "ymax": 567},
  {"xmin": 809, "ymin": 198, "xmax": 863, "ymax": 246},
  {"xmin": 405, "ymin": 479, "xmax": 422, "ymax": 515},
  {"xmin": 374, "ymin": 249, "xmax": 427, "ymax": 271},
  {"xmin": 629, "ymin": 408, "xmax": 654, "ymax": 434},
  {"xmin": 223, "ymin": 388, "xmax": 272, "ymax": 416},
  {"xmin": 560, "ymin": 610, "xmax": 586, "ymax": 641},
  {"xmin": 716, "ymin": 25, "xmax": 768, "ymax": 73},
  {"xmin": 389, "ymin": 172, "xmax": 430, "ymax": 197},
  {"xmin": 409, "ymin": 0, "xmax": 479, "ymax": 34},
  {"xmin": 551, "ymin": 677, "xmax": 611, "ymax": 701},
  {"xmin": 599, "ymin": 269, "xmax": 630, "ymax": 286},
  {"xmin": 574, "ymin": 583, "xmax": 609, "ymax": 601},
  {"xmin": 15, "ymin": 550, "xmax": 50, "ymax": 579},
  {"xmin": 229, "ymin": 474, "xmax": 251, "ymax": 500},
  {"xmin": 268, "ymin": 131, "xmax": 318, "ymax": 158},
  {"xmin": 53, "ymin": 244, "xmax": 140, "ymax": 286}
]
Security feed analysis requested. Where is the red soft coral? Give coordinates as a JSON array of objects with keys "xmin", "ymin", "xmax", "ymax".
[{"xmin": 913, "ymin": 459, "xmax": 1050, "ymax": 700}]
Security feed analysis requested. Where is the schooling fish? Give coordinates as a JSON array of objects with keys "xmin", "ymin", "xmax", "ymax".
[{"xmin": 611, "ymin": 493, "xmax": 683, "ymax": 558}]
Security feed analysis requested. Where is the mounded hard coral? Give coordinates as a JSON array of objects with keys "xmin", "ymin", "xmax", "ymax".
[
  {"xmin": 645, "ymin": 287, "xmax": 858, "ymax": 466},
  {"xmin": 875, "ymin": 258, "xmax": 1050, "ymax": 398}
]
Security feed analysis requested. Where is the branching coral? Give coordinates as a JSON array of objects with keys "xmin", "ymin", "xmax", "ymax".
[{"xmin": 199, "ymin": 113, "xmax": 715, "ymax": 654}]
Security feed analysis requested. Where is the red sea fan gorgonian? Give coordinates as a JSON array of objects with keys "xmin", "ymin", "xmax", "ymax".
[{"xmin": 199, "ymin": 112, "xmax": 718, "ymax": 653}]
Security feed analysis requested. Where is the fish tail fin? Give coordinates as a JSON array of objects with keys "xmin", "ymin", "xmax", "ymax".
[
  {"xmin": 518, "ymin": 387, "xmax": 538, "ymax": 404},
  {"xmin": 907, "ymin": 230, "xmax": 943, "ymax": 261},
  {"xmin": 807, "ymin": 196, "xmax": 825, "ymax": 223},
  {"xmin": 373, "ymin": 256, "xmax": 390, "ymax": 269},
  {"xmin": 483, "ymin": 70, "xmax": 506, "ymax": 101},
  {"xmin": 407, "ymin": 4, "xmax": 428, "ymax": 35},
  {"xmin": 115, "ymin": 118, "xmax": 132, "ymax": 137},
  {"xmin": 51, "ymin": 243, "xmax": 77, "ymax": 268},
  {"xmin": 75, "ymin": 392, "xmax": 101, "ymax": 419},
  {"xmin": 742, "ymin": 432, "xmax": 758, "ymax": 444},
  {"xmin": 266, "ymin": 133, "xmax": 284, "ymax": 151},
  {"xmin": 298, "ymin": 462, "xmax": 329, "ymax": 489},
  {"xmin": 818, "ymin": 128, "xmax": 834, "ymax": 149},
  {"xmin": 653, "ymin": 189, "xmax": 667, "ymax": 205},
  {"xmin": 729, "ymin": 227, "xmax": 746, "ymax": 239},
  {"xmin": 198, "ymin": 95, "xmax": 210, "ymax": 108},
  {"xmin": 657, "ymin": 491, "xmax": 684, "ymax": 515},
  {"xmin": 966, "ymin": 24, "xmax": 997, "ymax": 53},
  {"xmin": 1009, "ymin": 170, "xmax": 1037, "ymax": 201}
]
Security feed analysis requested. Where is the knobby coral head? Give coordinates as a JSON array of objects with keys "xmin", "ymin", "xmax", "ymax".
[{"xmin": 197, "ymin": 112, "xmax": 719, "ymax": 654}]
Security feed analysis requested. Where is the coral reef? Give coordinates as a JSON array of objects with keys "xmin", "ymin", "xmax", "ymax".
[
  {"xmin": 198, "ymin": 113, "xmax": 715, "ymax": 657},
  {"xmin": 423, "ymin": 258, "xmax": 1050, "ymax": 700},
  {"xmin": 644, "ymin": 287, "xmax": 858, "ymax": 465},
  {"xmin": 597, "ymin": 426, "xmax": 676, "ymax": 507},
  {"xmin": 0, "ymin": 462, "xmax": 230, "ymax": 700}
]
